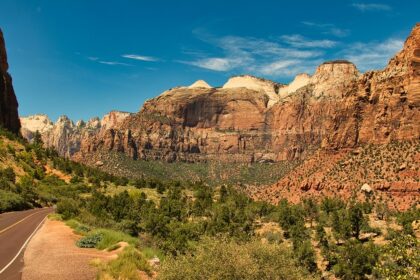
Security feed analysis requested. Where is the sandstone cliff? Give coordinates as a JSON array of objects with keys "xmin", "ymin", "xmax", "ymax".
[
  {"xmin": 23, "ymin": 25, "xmax": 420, "ymax": 165},
  {"xmin": 0, "ymin": 29, "xmax": 20, "ymax": 134}
]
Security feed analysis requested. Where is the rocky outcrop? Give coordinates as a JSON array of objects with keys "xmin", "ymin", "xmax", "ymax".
[{"xmin": 0, "ymin": 29, "xmax": 20, "ymax": 134}]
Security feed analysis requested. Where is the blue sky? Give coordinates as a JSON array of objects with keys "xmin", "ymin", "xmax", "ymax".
[{"xmin": 0, "ymin": 0, "xmax": 418, "ymax": 121}]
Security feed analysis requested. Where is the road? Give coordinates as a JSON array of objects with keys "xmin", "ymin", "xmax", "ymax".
[{"xmin": 0, "ymin": 208, "xmax": 53, "ymax": 280}]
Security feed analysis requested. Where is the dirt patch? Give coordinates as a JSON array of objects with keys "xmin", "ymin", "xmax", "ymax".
[
  {"xmin": 22, "ymin": 219, "xmax": 116, "ymax": 280},
  {"xmin": 44, "ymin": 165, "xmax": 72, "ymax": 183}
]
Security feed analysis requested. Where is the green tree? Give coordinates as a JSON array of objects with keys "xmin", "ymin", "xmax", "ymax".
[
  {"xmin": 333, "ymin": 240, "xmax": 379, "ymax": 280},
  {"xmin": 158, "ymin": 238, "xmax": 317, "ymax": 280}
]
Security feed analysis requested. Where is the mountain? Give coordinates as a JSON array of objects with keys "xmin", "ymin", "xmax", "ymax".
[
  {"xmin": 21, "ymin": 111, "xmax": 132, "ymax": 158},
  {"xmin": 72, "ymin": 25, "xmax": 417, "ymax": 163},
  {"xmin": 0, "ymin": 28, "xmax": 20, "ymax": 134},
  {"xmin": 20, "ymin": 24, "xmax": 420, "ymax": 208},
  {"xmin": 251, "ymin": 23, "xmax": 420, "ymax": 210}
]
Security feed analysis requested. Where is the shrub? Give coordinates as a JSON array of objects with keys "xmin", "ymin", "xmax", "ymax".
[
  {"xmin": 374, "ymin": 234, "xmax": 419, "ymax": 279},
  {"xmin": 0, "ymin": 189, "xmax": 27, "ymax": 213},
  {"xmin": 333, "ymin": 240, "xmax": 379, "ymax": 280},
  {"xmin": 76, "ymin": 232, "xmax": 103, "ymax": 248},
  {"xmin": 92, "ymin": 229, "xmax": 138, "ymax": 250},
  {"xmin": 158, "ymin": 238, "xmax": 317, "ymax": 280},
  {"xmin": 56, "ymin": 198, "xmax": 80, "ymax": 220}
]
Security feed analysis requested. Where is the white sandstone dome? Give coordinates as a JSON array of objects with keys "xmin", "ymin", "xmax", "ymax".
[
  {"xmin": 223, "ymin": 75, "xmax": 283, "ymax": 107},
  {"xmin": 20, "ymin": 114, "xmax": 53, "ymax": 134},
  {"xmin": 279, "ymin": 73, "xmax": 311, "ymax": 97},
  {"xmin": 188, "ymin": 80, "xmax": 212, "ymax": 89}
]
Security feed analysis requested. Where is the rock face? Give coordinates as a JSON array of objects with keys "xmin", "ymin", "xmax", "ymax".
[
  {"xmin": 24, "ymin": 24, "xmax": 420, "ymax": 166},
  {"xmin": 251, "ymin": 24, "xmax": 420, "ymax": 209},
  {"xmin": 21, "ymin": 25, "xmax": 419, "ymax": 165},
  {"xmin": 0, "ymin": 29, "xmax": 20, "ymax": 134},
  {"xmin": 223, "ymin": 75, "xmax": 284, "ymax": 107}
]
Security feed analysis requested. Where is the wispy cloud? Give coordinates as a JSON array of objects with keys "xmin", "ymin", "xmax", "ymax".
[
  {"xmin": 280, "ymin": 34, "xmax": 337, "ymax": 48},
  {"xmin": 181, "ymin": 32, "xmax": 327, "ymax": 77},
  {"xmin": 302, "ymin": 21, "xmax": 350, "ymax": 38},
  {"xmin": 184, "ymin": 58, "xmax": 235, "ymax": 71},
  {"xmin": 98, "ymin": 61, "xmax": 131, "ymax": 66},
  {"xmin": 351, "ymin": 3, "xmax": 392, "ymax": 12},
  {"xmin": 88, "ymin": 56, "xmax": 130, "ymax": 66},
  {"xmin": 122, "ymin": 54, "xmax": 158, "ymax": 62},
  {"xmin": 181, "ymin": 26, "xmax": 405, "ymax": 78},
  {"xmin": 341, "ymin": 38, "xmax": 403, "ymax": 71}
]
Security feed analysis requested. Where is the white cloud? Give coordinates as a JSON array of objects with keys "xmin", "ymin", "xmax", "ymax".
[
  {"xmin": 98, "ymin": 61, "xmax": 131, "ymax": 66},
  {"xmin": 351, "ymin": 3, "xmax": 392, "ymax": 12},
  {"xmin": 182, "ymin": 34, "xmax": 324, "ymax": 77},
  {"xmin": 186, "ymin": 58, "xmax": 235, "ymax": 71},
  {"xmin": 259, "ymin": 60, "xmax": 300, "ymax": 75},
  {"xmin": 182, "ymin": 27, "xmax": 404, "ymax": 78},
  {"xmin": 122, "ymin": 54, "xmax": 158, "ymax": 62},
  {"xmin": 87, "ymin": 56, "xmax": 131, "ymax": 66},
  {"xmin": 342, "ymin": 38, "xmax": 403, "ymax": 71},
  {"xmin": 280, "ymin": 34, "xmax": 337, "ymax": 48}
]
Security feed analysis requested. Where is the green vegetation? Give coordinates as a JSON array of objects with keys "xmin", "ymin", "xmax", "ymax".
[
  {"xmin": 0, "ymin": 127, "xmax": 419, "ymax": 280},
  {"xmin": 97, "ymin": 247, "xmax": 152, "ymax": 280},
  {"xmin": 158, "ymin": 238, "xmax": 316, "ymax": 280},
  {"xmin": 90, "ymin": 151, "xmax": 299, "ymax": 186}
]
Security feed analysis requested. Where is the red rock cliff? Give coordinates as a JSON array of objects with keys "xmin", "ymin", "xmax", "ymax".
[{"xmin": 0, "ymin": 29, "xmax": 20, "ymax": 134}]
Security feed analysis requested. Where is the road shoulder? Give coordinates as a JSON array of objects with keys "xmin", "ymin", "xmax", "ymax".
[{"xmin": 22, "ymin": 218, "xmax": 115, "ymax": 280}]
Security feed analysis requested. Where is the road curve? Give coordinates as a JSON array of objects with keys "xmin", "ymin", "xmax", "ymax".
[{"xmin": 0, "ymin": 208, "xmax": 53, "ymax": 280}]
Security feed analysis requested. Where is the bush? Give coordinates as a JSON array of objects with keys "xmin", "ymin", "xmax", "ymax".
[
  {"xmin": 374, "ymin": 234, "xmax": 419, "ymax": 279},
  {"xmin": 56, "ymin": 198, "xmax": 80, "ymax": 220},
  {"xmin": 158, "ymin": 238, "xmax": 316, "ymax": 280},
  {"xmin": 91, "ymin": 229, "xmax": 138, "ymax": 250},
  {"xmin": 0, "ymin": 189, "xmax": 27, "ymax": 213},
  {"xmin": 333, "ymin": 240, "xmax": 379, "ymax": 280},
  {"xmin": 76, "ymin": 232, "xmax": 103, "ymax": 248}
]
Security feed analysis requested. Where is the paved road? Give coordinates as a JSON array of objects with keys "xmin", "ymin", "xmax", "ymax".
[{"xmin": 0, "ymin": 208, "xmax": 53, "ymax": 280}]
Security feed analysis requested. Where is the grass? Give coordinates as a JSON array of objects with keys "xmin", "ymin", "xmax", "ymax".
[
  {"xmin": 48, "ymin": 213, "xmax": 63, "ymax": 221},
  {"xmin": 97, "ymin": 246, "xmax": 152, "ymax": 280},
  {"xmin": 140, "ymin": 246, "xmax": 165, "ymax": 261},
  {"xmin": 89, "ymin": 228, "xmax": 138, "ymax": 250}
]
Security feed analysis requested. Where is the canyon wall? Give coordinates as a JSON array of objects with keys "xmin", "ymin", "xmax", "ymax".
[
  {"xmin": 21, "ymin": 24, "xmax": 420, "ymax": 166},
  {"xmin": 0, "ymin": 29, "xmax": 20, "ymax": 134}
]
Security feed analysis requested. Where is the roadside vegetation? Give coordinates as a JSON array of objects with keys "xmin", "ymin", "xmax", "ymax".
[{"xmin": 0, "ymin": 128, "xmax": 419, "ymax": 279}]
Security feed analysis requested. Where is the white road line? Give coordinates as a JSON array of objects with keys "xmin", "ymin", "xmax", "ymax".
[{"xmin": 0, "ymin": 215, "xmax": 48, "ymax": 274}]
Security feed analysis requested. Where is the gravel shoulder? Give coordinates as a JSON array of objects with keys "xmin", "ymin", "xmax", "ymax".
[{"xmin": 22, "ymin": 219, "xmax": 115, "ymax": 280}]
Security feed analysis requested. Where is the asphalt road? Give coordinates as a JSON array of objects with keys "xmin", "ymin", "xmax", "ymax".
[{"xmin": 0, "ymin": 208, "xmax": 53, "ymax": 280}]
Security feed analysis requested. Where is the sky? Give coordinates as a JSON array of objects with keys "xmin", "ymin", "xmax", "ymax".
[{"xmin": 0, "ymin": 0, "xmax": 419, "ymax": 121}]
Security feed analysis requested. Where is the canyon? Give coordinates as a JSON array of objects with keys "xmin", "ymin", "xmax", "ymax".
[{"xmin": 20, "ymin": 24, "xmax": 420, "ymax": 208}]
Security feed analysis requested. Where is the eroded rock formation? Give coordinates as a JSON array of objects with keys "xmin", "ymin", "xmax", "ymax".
[{"xmin": 0, "ymin": 29, "xmax": 20, "ymax": 134}]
